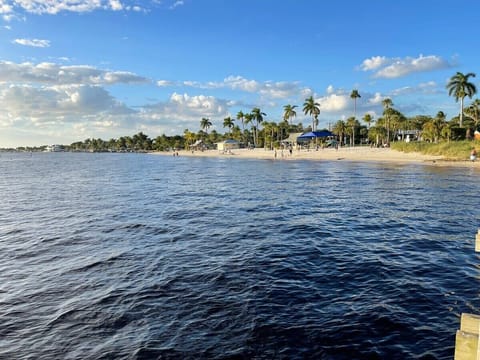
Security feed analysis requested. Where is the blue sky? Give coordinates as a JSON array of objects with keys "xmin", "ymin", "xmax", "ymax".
[{"xmin": 1, "ymin": 0, "xmax": 480, "ymax": 147}]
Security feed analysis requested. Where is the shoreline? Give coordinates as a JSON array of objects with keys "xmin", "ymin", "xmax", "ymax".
[{"xmin": 151, "ymin": 147, "xmax": 480, "ymax": 168}]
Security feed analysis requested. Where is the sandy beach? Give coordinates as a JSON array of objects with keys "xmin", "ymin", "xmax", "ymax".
[{"xmin": 153, "ymin": 147, "xmax": 480, "ymax": 168}]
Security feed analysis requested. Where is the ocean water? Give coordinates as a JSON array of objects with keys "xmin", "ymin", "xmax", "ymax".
[{"xmin": 1, "ymin": 152, "xmax": 480, "ymax": 359}]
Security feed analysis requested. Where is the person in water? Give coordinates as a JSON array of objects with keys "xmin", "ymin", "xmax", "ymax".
[{"xmin": 470, "ymin": 148, "xmax": 477, "ymax": 162}]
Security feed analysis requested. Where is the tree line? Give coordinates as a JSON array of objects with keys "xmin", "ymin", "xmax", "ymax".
[{"xmin": 10, "ymin": 71, "xmax": 479, "ymax": 152}]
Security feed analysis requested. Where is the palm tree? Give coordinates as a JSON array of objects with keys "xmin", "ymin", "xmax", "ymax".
[
  {"xmin": 350, "ymin": 89, "xmax": 361, "ymax": 119},
  {"xmin": 251, "ymin": 107, "xmax": 266, "ymax": 147},
  {"xmin": 236, "ymin": 110, "xmax": 246, "ymax": 143},
  {"xmin": 465, "ymin": 99, "xmax": 480, "ymax": 127},
  {"xmin": 200, "ymin": 117, "xmax": 212, "ymax": 135},
  {"xmin": 262, "ymin": 121, "xmax": 278, "ymax": 150},
  {"xmin": 332, "ymin": 120, "xmax": 347, "ymax": 146},
  {"xmin": 283, "ymin": 104, "xmax": 298, "ymax": 124},
  {"xmin": 362, "ymin": 113, "xmax": 373, "ymax": 129},
  {"xmin": 368, "ymin": 125, "xmax": 387, "ymax": 147},
  {"xmin": 447, "ymin": 71, "xmax": 477, "ymax": 128},
  {"xmin": 244, "ymin": 113, "xmax": 253, "ymax": 147},
  {"xmin": 223, "ymin": 116, "xmax": 235, "ymax": 136},
  {"xmin": 346, "ymin": 117, "xmax": 359, "ymax": 147},
  {"xmin": 183, "ymin": 129, "xmax": 196, "ymax": 150},
  {"xmin": 236, "ymin": 110, "xmax": 245, "ymax": 131},
  {"xmin": 303, "ymin": 96, "xmax": 320, "ymax": 131},
  {"xmin": 382, "ymin": 98, "xmax": 393, "ymax": 145}
]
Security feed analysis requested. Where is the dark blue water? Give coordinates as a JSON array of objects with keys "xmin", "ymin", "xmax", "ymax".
[{"xmin": 1, "ymin": 153, "xmax": 480, "ymax": 359}]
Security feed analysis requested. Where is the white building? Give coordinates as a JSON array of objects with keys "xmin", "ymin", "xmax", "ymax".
[{"xmin": 216, "ymin": 139, "xmax": 239, "ymax": 151}]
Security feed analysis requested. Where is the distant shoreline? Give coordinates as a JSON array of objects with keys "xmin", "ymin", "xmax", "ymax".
[{"xmin": 151, "ymin": 147, "xmax": 480, "ymax": 168}]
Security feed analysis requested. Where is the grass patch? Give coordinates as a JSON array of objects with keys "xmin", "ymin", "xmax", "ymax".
[{"xmin": 391, "ymin": 140, "xmax": 480, "ymax": 160}]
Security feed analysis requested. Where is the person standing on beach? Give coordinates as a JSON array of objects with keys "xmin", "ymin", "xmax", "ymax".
[{"xmin": 471, "ymin": 148, "xmax": 477, "ymax": 162}]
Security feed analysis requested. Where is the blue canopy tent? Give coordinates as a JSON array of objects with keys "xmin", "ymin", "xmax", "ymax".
[{"xmin": 296, "ymin": 130, "xmax": 334, "ymax": 142}]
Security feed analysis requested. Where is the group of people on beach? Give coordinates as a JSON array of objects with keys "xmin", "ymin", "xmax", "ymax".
[{"xmin": 274, "ymin": 145, "xmax": 294, "ymax": 159}]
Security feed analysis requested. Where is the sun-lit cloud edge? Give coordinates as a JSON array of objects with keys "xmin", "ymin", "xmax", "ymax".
[
  {"xmin": 157, "ymin": 75, "xmax": 314, "ymax": 102},
  {"xmin": 358, "ymin": 54, "xmax": 452, "ymax": 79},
  {"xmin": 0, "ymin": 61, "xmax": 151, "ymax": 85}
]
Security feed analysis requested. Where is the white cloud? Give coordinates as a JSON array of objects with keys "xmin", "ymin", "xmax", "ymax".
[
  {"xmin": 318, "ymin": 93, "xmax": 349, "ymax": 112},
  {"xmin": 13, "ymin": 38, "xmax": 50, "ymax": 47},
  {"xmin": 0, "ymin": 61, "xmax": 150, "ymax": 85},
  {"xmin": 359, "ymin": 55, "xmax": 451, "ymax": 79},
  {"xmin": 359, "ymin": 56, "xmax": 389, "ymax": 71},
  {"xmin": 0, "ymin": 3, "xmax": 13, "ymax": 14},
  {"xmin": 159, "ymin": 75, "xmax": 310, "ymax": 101},
  {"xmin": 367, "ymin": 92, "xmax": 385, "ymax": 105},
  {"xmin": 170, "ymin": 1, "xmax": 184, "ymax": 9},
  {"xmin": 147, "ymin": 92, "xmax": 229, "ymax": 120},
  {"xmin": 390, "ymin": 81, "xmax": 439, "ymax": 96},
  {"xmin": 157, "ymin": 80, "xmax": 175, "ymax": 87},
  {"xmin": 109, "ymin": 0, "xmax": 123, "ymax": 11},
  {"xmin": 0, "ymin": 84, "xmax": 132, "ymax": 120},
  {"xmin": 136, "ymin": 92, "xmax": 232, "ymax": 135},
  {"xmin": 0, "ymin": 0, "xmax": 130, "ymax": 15}
]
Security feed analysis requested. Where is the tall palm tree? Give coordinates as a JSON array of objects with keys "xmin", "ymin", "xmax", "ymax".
[
  {"xmin": 350, "ymin": 89, "xmax": 361, "ymax": 119},
  {"xmin": 236, "ymin": 110, "xmax": 246, "ymax": 143},
  {"xmin": 382, "ymin": 98, "xmax": 393, "ymax": 145},
  {"xmin": 283, "ymin": 104, "xmax": 298, "ymax": 124},
  {"xmin": 362, "ymin": 113, "xmax": 373, "ymax": 129},
  {"xmin": 251, "ymin": 107, "xmax": 266, "ymax": 147},
  {"xmin": 200, "ymin": 117, "xmax": 212, "ymax": 135},
  {"xmin": 244, "ymin": 113, "xmax": 253, "ymax": 147},
  {"xmin": 447, "ymin": 71, "xmax": 477, "ymax": 128},
  {"xmin": 236, "ymin": 111, "xmax": 245, "ymax": 131},
  {"xmin": 303, "ymin": 96, "xmax": 320, "ymax": 131},
  {"xmin": 346, "ymin": 117, "xmax": 358, "ymax": 146},
  {"xmin": 223, "ymin": 116, "xmax": 235, "ymax": 136}
]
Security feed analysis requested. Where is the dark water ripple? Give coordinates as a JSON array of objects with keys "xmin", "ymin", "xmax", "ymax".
[{"xmin": 1, "ymin": 153, "xmax": 480, "ymax": 359}]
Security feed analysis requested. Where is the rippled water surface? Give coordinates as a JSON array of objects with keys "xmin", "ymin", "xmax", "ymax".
[{"xmin": 1, "ymin": 152, "xmax": 480, "ymax": 359}]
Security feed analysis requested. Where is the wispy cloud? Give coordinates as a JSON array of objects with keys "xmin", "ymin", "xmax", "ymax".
[
  {"xmin": 170, "ymin": 1, "xmax": 184, "ymax": 9},
  {"xmin": 0, "ymin": 61, "xmax": 151, "ymax": 85},
  {"xmin": 13, "ymin": 38, "xmax": 50, "ymax": 47},
  {"xmin": 359, "ymin": 55, "xmax": 451, "ymax": 79},
  {"xmin": 390, "ymin": 81, "xmax": 440, "ymax": 96},
  {"xmin": 157, "ymin": 75, "xmax": 311, "ymax": 101},
  {"xmin": 0, "ymin": 0, "xmax": 151, "ymax": 16}
]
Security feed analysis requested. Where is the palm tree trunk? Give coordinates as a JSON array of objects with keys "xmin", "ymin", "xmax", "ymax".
[{"xmin": 460, "ymin": 97, "xmax": 464, "ymax": 128}]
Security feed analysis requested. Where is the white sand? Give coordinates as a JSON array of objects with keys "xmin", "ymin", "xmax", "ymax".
[{"xmin": 153, "ymin": 147, "xmax": 480, "ymax": 168}]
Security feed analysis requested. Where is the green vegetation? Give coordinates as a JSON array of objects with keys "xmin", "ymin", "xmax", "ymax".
[{"xmin": 391, "ymin": 140, "xmax": 480, "ymax": 160}]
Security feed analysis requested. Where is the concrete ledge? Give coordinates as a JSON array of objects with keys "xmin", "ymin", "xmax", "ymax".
[{"xmin": 455, "ymin": 330, "xmax": 478, "ymax": 360}]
